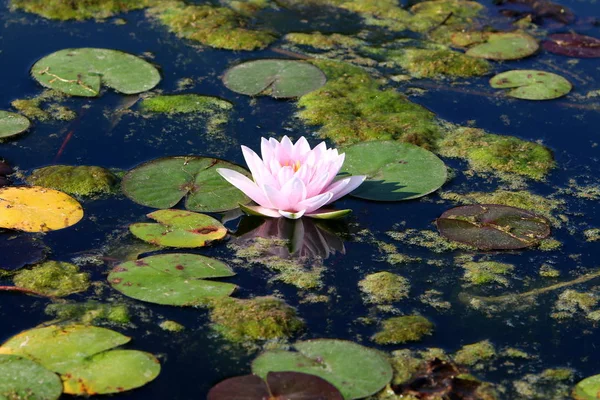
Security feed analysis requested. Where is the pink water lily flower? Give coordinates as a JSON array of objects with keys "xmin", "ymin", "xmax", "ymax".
[{"xmin": 217, "ymin": 136, "xmax": 366, "ymax": 219}]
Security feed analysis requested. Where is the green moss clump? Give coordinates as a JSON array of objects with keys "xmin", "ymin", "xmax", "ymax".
[
  {"xmin": 13, "ymin": 261, "xmax": 90, "ymax": 297},
  {"xmin": 358, "ymin": 271, "xmax": 410, "ymax": 304},
  {"xmin": 438, "ymin": 127, "xmax": 554, "ymax": 180},
  {"xmin": 140, "ymin": 94, "xmax": 232, "ymax": 114},
  {"xmin": 209, "ymin": 296, "xmax": 304, "ymax": 342},
  {"xmin": 537, "ymin": 238, "xmax": 562, "ymax": 251},
  {"xmin": 419, "ymin": 289, "xmax": 452, "ymax": 310},
  {"xmin": 148, "ymin": 1, "xmax": 276, "ymax": 51},
  {"xmin": 297, "ymin": 60, "xmax": 441, "ymax": 149},
  {"xmin": 584, "ymin": 228, "xmax": 600, "ymax": 242},
  {"xmin": 454, "ymin": 340, "xmax": 496, "ymax": 366},
  {"xmin": 389, "ymin": 349, "xmax": 425, "ymax": 384},
  {"xmin": 541, "ymin": 368, "xmax": 573, "ymax": 381},
  {"xmin": 45, "ymin": 302, "xmax": 130, "ymax": 324},
  {"xmin": 502, "ymin": 347, "xmax": 531, "ymax": 359},
  {"xmin": 388, "ymin": 48, "xmax": 490, "ymax": 78},
  {"xmin": 27, "ymin": 165, "xmax": 118, "ymax": 197},
  {"xmin": 11, "ymin": 90, "xmax": 76, "ymax": 122},
  {"xmin": 551, "ymin": 289, "xmax": 599, "ymax": 320},
  {"xmin": 285, "ymin": 32, "xmax": 364, "ymax": 50},
  {"xmin": 462, "ymin": 261, "xmax": 514, "ymax": 286},
  {"xmin": 159, "ymin": 320, "xmax": 185, "ymax": 332},
  {"xmin": 372, "ymin": 315, "xmax": 434, "ymax": 345},
  {"xmin": 539, "ymin": 264, "xmax": 560, "ymax": 278},
  {"xmin": 10, "ymin": 0, "xmax": 155, "ymax": 20}
]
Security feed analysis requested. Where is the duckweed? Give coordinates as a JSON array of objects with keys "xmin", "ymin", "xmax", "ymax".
[
  {"xmin": 358, "ymin": 271, "xmax": 410, "ymax": 304},
  {"xmin": 10, "ymin": 0, "xmax": 155, "ymax": 20},
  {"xmin": 11, "ymin": 90, "xmax": 76, "ymax": 122},
  {"xmin": 386, "ymin": 228, "xmax": 473, "ymax": 253},
  {"xmin": 140, "ymin": 94, "xmax": 232, "ymax": 115},
  {"xmin": 45, "ymin": 302, "xmax": 130, "ymax": 324},
  {"xmin": 454, "ymin": 340, "xmax": 496, "ymax": 366},
  {"xmin": 13, "ymin": 261, "xmax": 90, "ymax": 297},
  {"xmin": 462, "ymin": 261, "xmax": 514, "ymax": 286},
  {"xmin": 159, "ymin": 320, "xmax": 185, "ymax": 332},
  {"xmin": 285, "ymin": 32, "xmax": 364, "ymax": 50},
  {"xmin": 539, "ymin": 264, "xmax": 561, "ymax": 278},
  {"xmin": 372, "ymin": 315, "xmax": 434, "ymax": 345},
  {"xmin": 386, "ymin": 48, "xmax": 491, "ymax": 78},
  {"xmin": 209, "ymin": 296, "xmax": 304, "ymax": 342},
  {"xmin": 551, "ymin": 289, "xmax": 599, "ymax": 320},
  {"xmin": 584, "ymin": 228, "xmax": 600, "ymax": 242},
  {"xmin": 27, "ymin": 165, "xmax": 119, "ymax": 197}
]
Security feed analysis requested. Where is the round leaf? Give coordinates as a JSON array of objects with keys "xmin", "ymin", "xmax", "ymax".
[
  {"xmin": 62, "ymin": 350, "xmax": 160, "ymax": 395},
  {"xmin": 208, "ymin": 372, "xmax": 344, "ymax": 400},
  {"xmin": 122, "ymin": 156, "xmax": 251, "ymax": 212},
  {"xmin": 465, "ymin": 32, "xmax": 539, "ymax": 60},
  {"xmin": 0, "ymin": 232, "xmax": 47, "ymax": 271},
  {"xmin": 341, "ymin": 141, "xmax": 447, "ymax": 201},
  {"xmin": 0, "ymin": 186, "xmax": 84, "ymax": 232},
  {"xmin": 490, "ymin": 70, "xmax": 572, "ymax": 100},
  {"xmin": 573, "ymin": 374, "xmax": 600, "ymax": 400},
  {"xmin": 543, "ymin": 33, "xmax": 600, "ymax": 58},
  {"xmin": 223, "ymin": 59, "xmax": 327, "ymax": 98},
  {"xmin": 436, "ymin": 204, "xmax": 551, "ymax": 250},
  {"xmin": 0, "ymin": 111, "xmax": 30, "ymax": 139},
  {"xmin": 252, "ymin": 339, "xmax": 393, "ymax": 400},
  {"xmin": 129, "ymin": 209, "xmax": 227, "ymax": 248},
  {"xmin": 31, "ymin": 48, "xmax": 161, "ymax": 97},
  {"xmin": 0, "ymin": 355, "xmax": 62, "ymax": 400},
  {"xmin": 108, "ymin": 253, "xmax": 237, "ymax": 306}
]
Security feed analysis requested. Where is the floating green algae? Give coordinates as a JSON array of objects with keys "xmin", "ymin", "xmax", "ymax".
[
  {"xmin": 13, "ymin": 261, "xmax": 90, "ymax": 297},
  {"xmin": 462, "ymin": 261, "xmax": 514, "ymax": 286},
  {"xmin": 385, "ymin": 47, "xmax": 491, "ymax": 78},
  {"xmin": 372, "ymin": 315, "xmax": 434, "ymax": 345},
  {"xmin": 209, "ymin": 296, "xmax": 304, "ymax": 342},
  {"xmin": 11, "ymin": 90, "xmax": 76, "ymax": 122},
  {"xmin": 584, "ymin": 228, "xmax": 600, "ymax": 242},
  {"xmin": 551, "ymin": 289, "xmax": 599, "ymax": 320},
  {"xmin": 159, "ymin": 320, "xmax": 185, "ymax": 332},
  {"xmin": 10, "ymin": 0, "xmax": 156, "ymax": 20},
  {"xmin": 297, "ymin": 60, "xmax": 441, "ymax": 149},
  {"xmin": 140, "ymin": 94, "xmax": 232, "ymax": 115},
  {"xmin": 539, "ymin": 264, "xmax": 561, "ymax": 278},
  {"xmin": 45, "ymin": 302, "xmax": 131, "ymax": 325},
  {"xmin": 27, "ymin": 165, "xmax": 119, "ymax": 197},
  {"xmin": 148, "ymin": 1, "xmax": 276, "ymax": 51},
  {"xmin": 358, "ymin": 271, "xmax": 410, "ymax": 304},
  {"xmin": 386, "ymin": 228, "xmax": 474, "ymax": 253},
  {"xmin": 438, "ymin": 126, "xmax": 554, "ymax": 180},
  {"xmin": 454, "ymin": 340, "xmax": 496, "ymax": 366},
  {"xmin": 284, "ymin": 32, "xmax": 365, "ymax": 50}
]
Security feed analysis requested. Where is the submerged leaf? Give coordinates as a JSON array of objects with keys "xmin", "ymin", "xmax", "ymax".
[
  {"xmin": 31, "ymin": 48, "xmax": 160, "ymax": 97},
  {"xmin": 436, "ymin": 204, "xmax": 551, "ymax": 250},
  {"xmin": 0, "ymin": 110, "xmax": 30, "ymax": 139},
  {"xmin": 0, "ymin": 186, "xmax": 83, "ymax": 232},
  {"xmin": 490, "ymin": 70, "xmax": 571, "ymax": 100},
  {"xmin": 108, "ymin": 253, "xmax": 236, "ymax": 306},
  {"xmin": 223, "ymin": 59, "xmax": 327, "ymax": 98},
  {"xmin": 543, "ymin": 33, "xmax": 600, "ymax": 58},
  {"xmin": 0, "ymin": 354, "xmax": 62, "ymax": 400}
]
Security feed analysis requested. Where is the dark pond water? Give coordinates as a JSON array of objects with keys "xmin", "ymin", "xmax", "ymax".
[{"xmin": 2, "ymin": 0, "xmax": 600, "ymax": 398}]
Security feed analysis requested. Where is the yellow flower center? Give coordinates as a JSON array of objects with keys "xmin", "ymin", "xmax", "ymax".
[{"xmin": 283, "ymin": 160, "xmax": 302, "ymax": 172}]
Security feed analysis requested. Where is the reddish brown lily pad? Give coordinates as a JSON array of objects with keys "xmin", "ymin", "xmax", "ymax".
[
  {"xmin": 436, "ymin": 204, "xmax": 550, "ymax": 250},
  {"xmin": 543, "ymin": 33, "xmax": 600, "ymax": 58},
  {"xmin": 208, "ymin": 371, "xmax": 344, "ymax": 400}
]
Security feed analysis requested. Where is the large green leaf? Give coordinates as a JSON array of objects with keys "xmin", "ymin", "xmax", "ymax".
[
  {"xmin": 252, "ymin": 339, "xmax": 393, "ymax": 400},
  {"xmin": 340, "ymin": 141, "xmax": 447, "ymax": 201},
  {"xmin": 108, "ymin": 253, "xmax": 237, "ymax": 306},
  {"xmin": 129, "ymin": 209, "xmax": 227, "ymax": 247},
  {"xmin": 223, "ymin": 59, "xmax": 327, "ymax": 98},
  {"xmin": 31, "ymin": 48, "xmax": 161, "ymax": 97},
  {"xmin": 0, "ymin": 111, "xmax": 30, "ymax": 139},
  {"xmin": 0, "ymin": 355, "xmax": 62, "ymax": 400},
  {"xmin": 122, "ymin": 156, "xmax": 251, "ymax": 212},
  {"xmin": 574, "ymin": 374, "xmax": 600, "ymax": 399},
  {"xmin": 490, "ymin": 70, "xmax": 572, "ymax": 100},
  {"xmin": 0, "ymin": 325, "xmax": 159, "ymax": 395}
]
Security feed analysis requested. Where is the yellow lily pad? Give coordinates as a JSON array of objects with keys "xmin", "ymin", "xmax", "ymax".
[{"xmin": 0, "ymin": 186, "xmax": 83, "ymax": 232}]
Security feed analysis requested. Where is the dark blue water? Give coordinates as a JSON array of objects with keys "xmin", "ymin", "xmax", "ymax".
[{"xmin": 2, "ymin": 0, "xmax": 600, "ymax": 398}]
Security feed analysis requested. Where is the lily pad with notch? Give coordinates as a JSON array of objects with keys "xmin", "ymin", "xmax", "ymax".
[
  {"xmin": 0, "ymin": 325, "xmax": 160, "ymax": 395},
  {"xmin": 208, "ymin": 371, "xmax": 343, "ymax": 400},
  {"xmin": 436, "ymin": 204, "xmax": 551, "ymax": 250},
  {"xmin": 122, "ymin": 156, "xmax": 251, "ymax": 213},
  {"xmin": 129, "ymin": 209, "xmax": 227, "ymax": 248},
  {"xmin": 31, "ymin": 48, "xmax": 161, "ymax": 97},
  {"xmin": 543, "ymin": 33, "xmax": 600, "ymax": 58},
  {"xmin": 0, "ymin": 354, "xmax": 62, "ymax": 400},
  {"xmin": 252, "ymin": 339, "xmax": 393, "ymax": 400},
  {"xmin": 223, "ymin": 59, "xmax": 327, "ymax": 98},
  {"xmin": 340, "ymin": 141, "xmax": 447, "ymax": 201},
  {"xmin": 0, "ymin": 111, "xmax": 30, "ymax": 139},
  {"xmin": 490, "ymin": 70, "xmax": 572, "ymax": 100},
  {"xmin": 108, "ymin": 253, "xmax": 237, "ymax": 306}
]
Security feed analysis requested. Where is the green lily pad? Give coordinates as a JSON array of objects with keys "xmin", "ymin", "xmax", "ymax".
[
  {"xmin": 223, "ymin": 59, "xmax": 327, "ymax": 98},
  {"xmin": 122, "ymin": 156, "xmax": 251, "ymax": 212},
  {"xmin": 108, "ymin": 253, "xmax": 237, "ymax": 306},
  {"xmin": 31, "ymin": 48, "xmax": 161, "ymax": 97},
  {"xmin": 129, "ymin": 209, "xmax": 227, "ymax": 248},
  {"xmin": 0, "ymin": 111, "xmax": 30, "ymax": 139},
  {"xmin": 0, "ymin": 325, "xmax": 160, "ymax": 395},
  {"xmin": 340, "ymin": 141, "xmax": 447, "ymax": 201},
  {"xmin": 436, "ymin": 204, "xmax": 551, "ymax": 250},
  {"xmin": 251, "ymin": 339, "xmax": 393, "ymax": 400},
  {"xmin": 0, "ymin": 355, "xmax": 62, "ymax": 400},
  {"xmin": 461, "ymin": 32, "xmax": 539, "ymax": 60},
  {"xmin": 573, "ymin": 374, "xmax": 600, "ymax": 399},
  {"xmin": 490, "ymin": 70, "xmax": 572, "ymax": 100}
]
